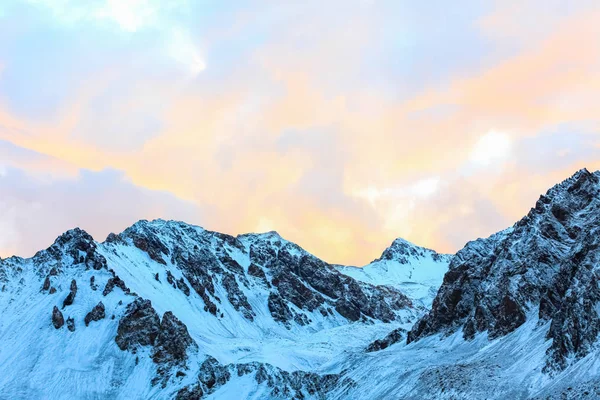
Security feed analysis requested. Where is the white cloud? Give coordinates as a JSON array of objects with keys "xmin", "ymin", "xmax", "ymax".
[
  {"xmin": 354, "ymin": 177, "xmax": 440, "ymax": 206},
  {"xmin": 26, "ymin": 0, "xmax": 174, "ymax": 30},
  {"xmin": 255, "ymin": 217, "xmax": 275, "ymax": 233},
  {"xmin": 97, "ymin": 0, "xmax": 159, "ymax": 32},
  {"xmin": 166, "ymin": 28, "xmax": 206, "ymax": 76},
  {"xmin": 24, "ymin": 0, "xmax": 206, "ymax": 76},
  {"xmin": 411, "ymin": 177, "xmax": 440, "ymax": 198},
  {"xmin": 470, "ymin": 131, "xmax": 512, "ymax": 166}
]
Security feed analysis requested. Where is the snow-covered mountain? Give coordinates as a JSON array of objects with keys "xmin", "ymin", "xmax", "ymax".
[
  {"xmin": 337, "ymin": 238, "xmax": 451, "ymax": 308},
  {"xmin": 2, "ymin": 168, "xmax": 600, "ymax": 399},
  {"xmin": 0, "ymin": 219, "xmax": 419, "ymax": 399}
]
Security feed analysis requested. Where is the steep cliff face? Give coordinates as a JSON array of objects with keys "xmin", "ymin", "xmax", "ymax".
[
  {"xmin": 408, "ymin": 168, "xmax": 600, "ymax": 372},
  {"xmin": 106, "ymin": 220, "xmax": 417, "ymax": 330}
]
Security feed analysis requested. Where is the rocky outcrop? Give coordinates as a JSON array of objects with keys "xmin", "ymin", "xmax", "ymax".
[
  {"xmin": 84, "ymin": 302, "xmax": 106, "ymax": 326},
  {"xmin": 115, "ymin": 298, "xmax": 196, "ymax": 387},
  {"xmin": 130, "ymin": 233, "xmax": 170, "ymax": 265},
  {"xmin": 408, "ymin": 169, "xmax": 600, "ymax": 373},
  {"xmin": 268, "ymin": 292, "xmax": 294, "ymax": 326},
  {"xmin": 366, "ymin": 328, "xmax": 406, "ymax": 352},
  {"xmin": 62, "ymin": 279, "xmax": 77, "ymax": 308},
  {"xmin": 175, "ymin": 278, "xmax": 190, "ymax": 296},
  {"xmin": 115, "ymin": 298, "xmax": 161, "ymax": 351},
  {"xmin": 35, "ymin": 228, "xmax": 106, "ymax": 271},
  {"xmin": 152, "ymin": 311, "xmax": 197, "ymax": 387},
  {"xmin": 176, "ymin": 356, "xmax": 349, "ymax": 400},
  {"xmin": 42, "ymin": 276, "xmax": 51, "ymax": 291},
  {"xmin": 246, "ymin": 235, "xmax": 413, "ymax": 326},
  {"xmin": 66, "ymin": 317, "xmax": 76, "ymax": 332},
  {"xmin": 152, "ymin": 311, "xmax": 196, "ymax": 365},
  {"xmin": 102, "ymin": 220, "xmax": 416, "ymax": 331},
  {"xmin": 221, "ymin": 272, "xmax": 254, "ymax": 321},
  {"xmin": 52, "ymin": 306, "xmax": 64, "ymax": 329},
  {"xmin": 103, "ymin": 275, "xmax": 130, "ymax": 296}
]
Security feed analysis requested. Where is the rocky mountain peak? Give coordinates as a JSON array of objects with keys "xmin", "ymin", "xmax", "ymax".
[
  {"xmin": 31, "ymin": 227, "xmax": 107, "ymax": 272},
  {"xmin": 408, "ymin": 167, "xmax": 600, "ymax": 372},
  {"xmin": 376, "ymin": 237, "xmax": 452, "ymax": 265}
]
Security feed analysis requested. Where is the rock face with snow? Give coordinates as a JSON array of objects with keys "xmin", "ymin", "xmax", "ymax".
[
  {"xmin": 3, "ymin": 168, "xmax": 600, "ymax": 399},
  {"xmin": 0, "ymin": 218, "xmax": 419, "ymax": 399},
  {"xmin": 408, "ymin": 169, "xmax": 600, "ymax": 373},
  {"xmin": 338, "ymin": 238, "xmax": 451, "ymax": 308}
]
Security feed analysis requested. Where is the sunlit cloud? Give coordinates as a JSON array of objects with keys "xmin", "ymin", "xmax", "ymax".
[
  {"xmin": 97, "ymin": 0, "xmax": 160, "ymax": 32},
  {"xmin": 470, "ymin": 131, "xmax": 512, "ymax": 167},
  {"xmin": 0, "ymin": 1, "xmax": 599, "ymax": 264},
  {"xmin": 167, "ymin": 28, "xmax": 206, "ymax": 76}
]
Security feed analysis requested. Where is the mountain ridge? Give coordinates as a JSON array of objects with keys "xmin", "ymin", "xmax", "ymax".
[{"xmin": 2, "ymin": 168, "xmax": 600, "ymax": 399}]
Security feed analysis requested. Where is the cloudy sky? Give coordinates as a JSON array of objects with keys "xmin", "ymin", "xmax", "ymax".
[{"xmin": 1, "ymin": 1, "xmax": 599, "ymax": 265}]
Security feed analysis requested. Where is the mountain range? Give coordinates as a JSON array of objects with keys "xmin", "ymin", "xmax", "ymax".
[{"xmin": 1, "ymin": 169, "xmax": 599, "ymax": 399}]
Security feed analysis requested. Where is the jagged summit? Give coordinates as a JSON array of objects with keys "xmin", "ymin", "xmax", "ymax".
[
  {"xmin": 408, "ymin": 168, "xmax": 600, "ymax": 372},
  {"xmin": 375, "ymin": 237, "xmax": 452, "ymax": 264},
  {"xmin": 337, "ymin": 237, "xmax": 452, "ymax": 309}
]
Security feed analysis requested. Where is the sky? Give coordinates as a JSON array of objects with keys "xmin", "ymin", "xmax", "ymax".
[{"xmin": 1, "ymin": 1, "xmax": 600, "ymax": 265}]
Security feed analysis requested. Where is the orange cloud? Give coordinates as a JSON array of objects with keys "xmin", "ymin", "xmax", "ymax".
[{"xmin": 1, "ymin": 3, "xmax": 600, "ymax": 264}]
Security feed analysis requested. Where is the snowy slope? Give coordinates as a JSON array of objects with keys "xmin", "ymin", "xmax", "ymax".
[{"xmin": 337, "ymin": 238, "xmax": 452, "ymax": 308}]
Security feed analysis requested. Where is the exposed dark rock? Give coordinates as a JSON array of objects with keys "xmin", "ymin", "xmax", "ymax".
[
  {"xmin": 115, "ymin": 298, "xmax": 161, "ymax": 351},
  {"xmin": 103, "ymin": 276, "xmax": 130, "ymax": 296},
  {"xmin": 132, "ymin": 235, "xmax": 169, "ymax": 265},
  {"xmin": 172, "ymin": 250, "xmax": 219, "ymax": 316},
  {"xmin": 36, "ymin": 228, "xmax": 106, "ymax": 271},
  {"xmin": 84, "ymin": 302, "xmax": 106, "ymax": 326},
  {"xmin": 198, "ymin": 356, "xmax": 231, "ymax": 390},
  {"xmin": 152, "ymin": 311, "xmax": 197, "ymax": 387},
  {"xmin": 335, "ymin": 299, "xmax": 361, "ymax": 322},
  {"xmin": 90, "ymin": 276, "xmax": 97, "ymax": 290},
  {"xmin": 267, "ymin": 292, "xmax": 293, "ymax": 327},
  {"xmin": 176, "ymin": 278, "xmax": 190, "ymax": 296},
  {"xmin": 178, "ymin": 356, "xmax": 349, "ymax": 400},
  {"xmin": 166, "ymin": 271, "xmax": 177, "ymax": 288},
  {"xmin": 221, "ymin": 273, "xmax": 254, "ymax": 321},
  {"xmin": 62, "ymin": 279, "xmax": 77, "ymax": 308},
  {"xmin": 105, "ymin": 232, "xmax": 124, "ymax": 244},
  {"xmin": 152, "ymin": 311, "xmax": 196, "ymax": 365},
  {"xmin": 49, "ymin": 287, "xmax": 56, "ymax": 294},
  {"xmin": 247, "ymin": 263, "xmax": 270, "ymax": 287},
  {"xmin": 154, "ymin": 273, "xmax": 160, "ymax": 282},
  {"xmin": 52, "ymin": 306, "xmax": 64, "ymax": 329},
  {"xmin": 175, "ymin": 386, "xmax": 203, "ymax": 400},
  {"xmin": 366, "ymin": 328, "xmax": 407, "ymax": 352},
  {"xmin": 66, "ymin": 317, "xmax": 75, "ymax": 332},
  {"xmin": 42, "ymin": 276, "xmax": 50, "ymax": 291}
]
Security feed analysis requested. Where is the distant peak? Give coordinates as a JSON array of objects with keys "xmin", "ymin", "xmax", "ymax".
[
  {"xmin": 372, "ymin": 236, "xmax": 451, "ymax": 265},
  {"xmin": 53, "ymin": 228, "xmax": 95, "ymax": 247},
  {"xmin": 389, "ymin": 237, "xmax": 445, "ymax": 255},
  {"xmin": 124, "ymin": 219, "xmax": 205, "ymax": 233},
  {"xmin": 237, "ymin": 230, "xmax": 285, "ymax": 243}
]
